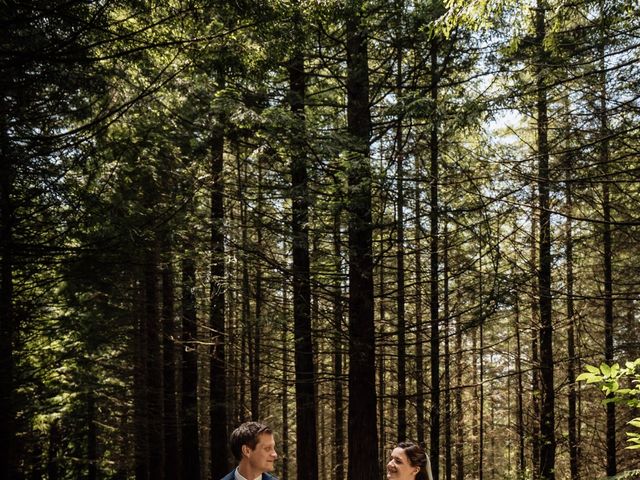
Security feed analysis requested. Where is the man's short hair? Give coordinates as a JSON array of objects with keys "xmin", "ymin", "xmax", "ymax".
[{"xmin": 230, "ymin": 421, "xmax": 273, "ymax": 461}]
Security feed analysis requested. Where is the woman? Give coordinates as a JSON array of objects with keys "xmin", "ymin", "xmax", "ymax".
[{"xmin": 386, "ymin": 441, "xmax": 433, "ymax": 480}]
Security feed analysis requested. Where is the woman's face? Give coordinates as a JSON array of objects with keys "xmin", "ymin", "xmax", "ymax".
[{"xmin": 386, "ymin": 447, "xmax": 419, "ymax": 480}]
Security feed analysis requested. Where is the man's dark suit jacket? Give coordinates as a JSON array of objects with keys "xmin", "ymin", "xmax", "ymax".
[{"xmin": 219, "ymin": 469, "xmax": 277, "ymax": 480}]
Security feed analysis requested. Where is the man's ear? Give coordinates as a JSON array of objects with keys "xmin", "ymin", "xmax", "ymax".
[{"xmin": 242, "ymin": 444, "xmax": 251, "ymax": 457}]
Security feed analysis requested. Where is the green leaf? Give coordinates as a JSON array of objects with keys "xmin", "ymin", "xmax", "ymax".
[
  {"xmin": 611, "ymin": 363, "xmax": 620, "ymax": 377},
  {"xmin": 601, "ymin": 363, "xmax": 611, "ymax": 377},
  {"xmin": 576, "ymin": 372, "xmax": 594, "ymax": 382},
  {"xmin": 586, "ymin": 364, "xmax": 600, "ymax": 374}
]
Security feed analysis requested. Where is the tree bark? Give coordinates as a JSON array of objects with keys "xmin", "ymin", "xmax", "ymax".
[
  {"xmin": 444, "ymin": 223, "xmax": 451, "ymax": 480},
  {"xmin": 346, "ymin": 1, "xmax": 379, "ymax": 478},
  {"xmin": 162, "ymin": 245, "xmax": 179, "ymax": 480},
  {"xmin": 378, "ymin": 218, "xmax": 387, "ymax": 465},
  {"xmin": 134, "ymin": 275, "xmax": 149, "ymax": 480},
  {"xmin": 238, "ymin": 154, "xmax": 250, "ymax": 421},
  {"xmin": 454, "ymin": 309, "xmax": 464, "ymax": 480},
  {"xmin": 239, "ymin": 155, "xmax": 252, "ymax": 421},
  {"xmin": 251, "ymin": 156, "xmax": 262, "ymax": 422},
  {"xmin": 415, "ymin": 153, "xmax": 425, "ymax": 447},
  {"xmin": 47, "ymin": 420, "xmax": 60, "ymax": 480},
  {"xmin": 0, "ymin": 106, "xmax": 16, "ymax": 480},
  {"xmin": 181, "ymin": 252, "xmax": 200, "ymax": 480},
  {"xmin": 564, "ymin": 141, "xmax": 578, "ymax": 480},
  {"xmin": 210, "ymin": 119, "xmax": 229, "ymax": 478},
  {"xmin": 281, "ymin": 279, "xmax": 290, "ymax": 480},
  {"xmin": 598, "ymin": 11, "xmax": 616, "ymax": 475},
  {"xmin": 535, "ymin": 2, "xmax": 556, "ymax": 478},
  {"xmin": 87, "ymin": 389, "xmax": 97, "ymax": 480},
  {"xmin": 530, "ymin": 202, "xmax": 540, "ymax": 480},
  {"xmin": 395, "ymin": 0, "xmax": 407, "ymax": 443},
  {"xmin": 145, "ymin": 246, "xmax": 164, "ymax": 480},
  {"xmin": 289, "ymin": 9, "xmax": 319, "ymax": 479},
  {"xmin": 472, "ymin": 329, "xmax": 478, "ymax": 477},
  {"xmin": 333, "ymin": 209, "xmax": 345, "ymax": 480},
  {"xmin": 479, "ymin": 319, "xmax": 484, "ymax": 480},
  {"xmin": 515, "ymin": 300, "xmax": 526, "ymax": 479},
  {"xmin": 429, "ymin": 38, "xmax": 441, "ymax": 480}
]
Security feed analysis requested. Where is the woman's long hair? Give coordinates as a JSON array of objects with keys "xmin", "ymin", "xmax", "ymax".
[{"xmin": 397, "ymin": 441, "xmax": 434, "ymax": 480}]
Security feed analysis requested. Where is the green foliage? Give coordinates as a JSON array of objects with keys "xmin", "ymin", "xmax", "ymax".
[
  {"xmin": 601, "ymin": 470, "xmax": 640, "ymax": 480},
  {"xmin": 5, "ymin": 0, "xmax": 640, "ymax": 477},
  {"xmin": 436, "ymin": 0, "xmax": 515, "ymax": 37},
  {"xmin": 577, "ymin": 359, "xmax": 640, "ymax": 450}
]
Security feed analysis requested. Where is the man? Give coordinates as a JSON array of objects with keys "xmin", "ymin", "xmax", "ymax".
[{"xmin": 220, "ymin": 421, "xmax": 278, "ymax": 480}]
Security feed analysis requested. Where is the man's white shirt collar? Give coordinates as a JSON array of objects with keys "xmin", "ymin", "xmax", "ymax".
[{"xmin": 234, "ymin": 467, "xmax": 262, "ymax": 480}]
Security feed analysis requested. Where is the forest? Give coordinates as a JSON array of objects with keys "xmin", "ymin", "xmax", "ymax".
[{"xmin": 2, "ymin": 0, "xmax": 640, "ymax": 479}]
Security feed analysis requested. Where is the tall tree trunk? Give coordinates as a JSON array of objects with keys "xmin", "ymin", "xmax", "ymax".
[
  {"xmin": 289, "ymin": 9, "xmax": 319, "ymax": 479},
  {"xmin": 239, "ymin": 154, "xmax": 252, "ymax": 421},
  {"xmin": 47, "ymin": 421, "xmax": 60, "ymax": 480},
  {"xmin": 444, "ymin": 223, "xmax": 452, "ymax": 480},
  {"xmin": 478, "ymin": 232, "xmax": 485, "ymax": 480},
  {"xmin": 490, "ymin": 399, "xmax": 496, "ymax": 480},
  {"xmin": 378, "ymin": 215, "xmax": 387, "ymax": 465},
  {"xmin": 87, "ymin": 389, "xmax": 97, "ymax": 480},
  {"xmin": 530, "ymin": 202, "xmax": 540, "ymax": 480},
  {"xmin": 0, "ymin": 109, "xmax": 16, "ymax": 480},
  {"xmin": 472, "ymin": 329, "xmax": 478, "ymax": 477},
  {"xmin": 210, "ymin": 119, "xmax": 229, "ymax": 477},
  {"xmin": 603, "ymin": 176, "xmax": 615, "ymax": 479},
  {"xmin": 281, "ymin": 278, "xmax": 290, "ymax": 480},
  {"xmin": 134, "ymin": 275, "xmax": 149, "ymax": 480},
  {"xmin": 310, "ymin": 246, "xmax": 321, "ymax": 477},
  {"xmin": 564, "ymin": 145, "xmax": 578, "ymax": 480},
  {"xmin": 479, "ymin": 320, "xmax": 484, "ymax": 480},
  {"xmin": 162, "ymin": 245, "xmax": 179, "ymax": 480},
  {"xmin": 252, "ymin": 156, "xmax": 262, "ymax": 421},
  {"xmin": 241, "ymin": 321, "xmax": 248, "ymax": 420},
  {"xmin": 454, "ymin": 309, "xmax": 464, "ymax": 480},
  {"xmin": 346, "ymin": 1, "xmax": 379, "ymax": 478},
  {"xmin": 429, "ymin": 38, "xmax": 441, "ymax": 480},
  {"xmin": 415, "ymin": 155, "xmax": 425, "ymax": 446},
  {"xmin": 145, "ymin": 246, "xmax": 165, "ymax": 480},
  {"xmin": 377, "ymin": 140, "xmax": 389, "ymax": 460},
  {"xmin": 514, "ymin": 300, "xmax": 526, "ymax": 479},
  {"xmin": 535, "ymin": 2, "xmax": 556, "ymax": 478},
  {"xmin": 238, "ymin": 154, "xmax": 250, "ymax": 420},
  {"xmin": 251, "ymin": 283, "xmax": 261, "ymax": 419},
  {"xmin": 181, "ymin": 252, "xmax": 200, "ymax": 480},
  {"xmin": 230, "ymin": 266, "xmax": 242, "ymax": 427},
  {"xmin": 598, "ymin": 9, "xmax": 615, "ymax": 475},
  {"xmin": 333, "ymin": 194, "xmax": 345, "ymax": 480},
  {"xmin": 395, "ymin": 0, "xmax": 407, "ymax": 443}
]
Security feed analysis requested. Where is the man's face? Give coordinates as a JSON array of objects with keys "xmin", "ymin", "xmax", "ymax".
[{"xmin": 245, "ymin": 432, "xmax": 278, "ymax": 473}]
